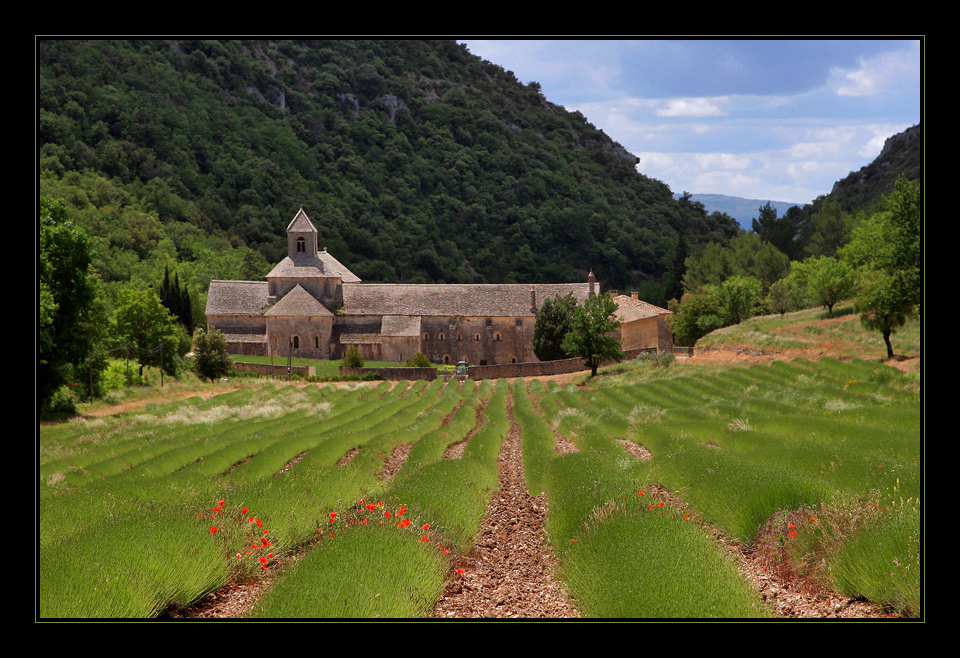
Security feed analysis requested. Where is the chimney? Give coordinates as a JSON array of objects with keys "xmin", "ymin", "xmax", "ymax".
[
  {"xmin": 631, "ymin": 291, "xmax": 639, "ymax": 300},
  {"xmin": 530, "ymin": 287, "xmax": 537, "ymax": 313},
  {"xmin": 588, "ymin": 270, "xmax": 596, "ymax": 298}
]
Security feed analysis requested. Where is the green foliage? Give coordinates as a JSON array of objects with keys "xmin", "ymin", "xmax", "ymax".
[
  {"xmin": 668, "ymin": 287, "xmax": 723, "ymax": 347},
  {"xmin": 159, "ymin": 265, "xmax": 194, "ymax": 333},
  {"xmin": 562, "ymin": 294, "xmax": 624, "ymax": 376},
  {"xmin": 532, "ymin": 291, "xmax": 577, "ymax": 361},
  {"xmin": 842, "ymin": 177, "xmax": 921, "ymax": 358},
  {"xmin": 37, "ymin": 39, "xmax": 744, "ymax": 293},
  {"xmin": 805, "ymin": 256, "xmax": 857, "ymax": 315},
  {"xmin": 767, "ymin": 276, "xmax": 805, "ymax": 316},
  {"xmin": 670, "ymin": 276, "xmax": 765, "ymax": 346},
  {"xmin": 38, "ymin": 196, "xmax": 108, "ymax": 411},
  {"xmin": 340, "ymin": 345, "xmax": 364, "ymax": 368},
  {"xmin": 111, "ymin": 287, "xmax": 187, "ymax": 377},
  {"xmin": 192, "ymin": 327, "xmax": 234, "ymax": 382},
  {"xmin": 715, "ymin": 275, "xmax": 765, "ymax": 325},
  {"xmin": 404, "ymin": 352, "xmax": 432, "ymax": 368},
  {"xmin": 682, "ymin": 233, "xmax": 788, "ymax": 294},
  {"xmin": 806, "ymin": 197, "xmax": 853, "ymax": 257}
]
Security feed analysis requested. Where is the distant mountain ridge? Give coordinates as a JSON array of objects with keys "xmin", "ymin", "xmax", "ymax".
[{"xmin": 673, "ymin": 194, "xmax": 801, "ymax": 230}]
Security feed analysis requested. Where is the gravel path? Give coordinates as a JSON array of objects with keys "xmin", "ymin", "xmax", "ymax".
[{"xmin": 430, "ymin": 397, "xmax": 579, "ymax": 618}]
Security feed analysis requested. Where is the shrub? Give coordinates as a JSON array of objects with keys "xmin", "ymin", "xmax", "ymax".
[
  {"xmin": 341, "ymin": 346, "xmax": 364, "ymax": 368},
  {"xmin": 404, "ymin": 352, "xmax": 432, "ymax": 368}
]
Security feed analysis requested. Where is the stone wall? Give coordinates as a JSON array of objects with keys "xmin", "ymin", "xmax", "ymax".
[
  {"xmin": 231, "ymin": 361, "xmax": 316, "ymax": 377},
  {"xmin": 466, "ymin": 347, "xmax": 659, "ymax": 380},
  {"xmin": 339, "ymin": 366, "xmax": 437, "ymax": 381}
]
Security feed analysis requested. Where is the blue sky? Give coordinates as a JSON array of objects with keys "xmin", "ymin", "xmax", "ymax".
[{"xmin": 459, "ymin": 39, "xmax": 921, "ymax": 206}]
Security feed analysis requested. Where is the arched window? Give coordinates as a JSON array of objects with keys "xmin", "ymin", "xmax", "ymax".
[
  {"xmin": 443, "ymin": 355, "xmax": 450, "ymax": 364},
  {"xmin": 292, "ymin": 335, "xmax": 300, "ymax": 350},
  {"xmin": 474, "ymin": 332, "xmax": 481, "ymax": 341},
  {"xmin": 494, "ymin": 332, "xmax": 502, "ymax": 341},
  {"xmin": 296, "ymin": 236, "xmax": 306, "ymax": 253},
  {"xmin": 423, "ymin": 332, "xmax": 429, "ymax": 342},
  {"xmin": 457, "ymin": 333, "xmax": 462, "ymax": 341},
  {"xmin": 439, "ymin": 332, "xmax": 445, "ymax": 342}
]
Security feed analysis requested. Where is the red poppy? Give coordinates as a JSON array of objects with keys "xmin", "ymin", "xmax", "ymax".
[
  {"xmin": 456, "ymin": 568, "xmax": 464, "ymax": 574},
  {"xmin": 210, "ymin": 526, "xmax": 218, "ymax": 534},
  {"xmin": 637, "ymin": 491, "xmax": 644, "ymax": 496},
  {"xmin": 242, "ymin": 508, "xmax": 248, "ymax": 514},
  {"xmin": 421, "ymin": 536, "xmax": 429, "ymax": 542},
  {"xmin": 422, "ymin": 523, "xmax": 430, "ymax": 530}
]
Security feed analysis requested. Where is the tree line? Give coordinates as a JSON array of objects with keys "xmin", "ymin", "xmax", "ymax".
[
  {"xmin": 38, "ymin": 196, "xmax": 233, "ymax": 414},
  {"xmin": 665, "ymin": 176, "xmax": 921, "ymax": 358}
]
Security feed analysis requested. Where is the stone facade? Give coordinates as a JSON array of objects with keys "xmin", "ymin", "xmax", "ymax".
[
  {"xmin": 206, "ymin": 209, "xmax": 672, "ymax": 365},
  {"xmin": 611, "ymin": 293, "xmax": 674, "ymax": 354}
]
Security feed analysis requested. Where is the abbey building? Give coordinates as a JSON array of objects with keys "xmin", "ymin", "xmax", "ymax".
[{"xmin": 205, "ymin": 208, "xmax": 610, "ymax": 365}]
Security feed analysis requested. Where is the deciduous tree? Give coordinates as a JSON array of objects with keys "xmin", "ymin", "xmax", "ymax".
[
  {"xmin": 532, "ymin": 291, "xmax": 577, "ymax": 361},
  {"xmin": 112, "ymin": 287, "xmax": 187, "ymax": 378},
  {"xmin": 561, "ymin": 294, "xmax": 623, "ymax": 376},
  {"xmin": 805, "ymin": 256, "xmax": 856, "ymax": 315},
  {"xmin": 192, "ymin": 327, "xmax": 233, "ymax": 382},
  {"xmin": 38, "ymin": 197, "xmax": 107, "ymax": 411}
]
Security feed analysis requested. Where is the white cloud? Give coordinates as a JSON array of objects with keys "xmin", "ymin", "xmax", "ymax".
[
  {"xmin": 828, "ymin": 44, "xmax": 920, "ymax": 97},
  {"xmin": 656, "ymin": 97, "xmax": 729, "ymax": 117}
]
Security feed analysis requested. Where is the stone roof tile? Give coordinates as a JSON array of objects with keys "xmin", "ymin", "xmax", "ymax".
[
  {"xmin": 265, "ymin": 284, "xmax": 334, "ymax": 317},
  {"xmin": 613, "ymin": 294, "xmax": 671, "ymax": 323},
  {"xmin": 266, "ymin": 251, "xmax": 361, "ymax": 282},
  {"xmin": 340, "ymin": 283, "xmax": 593, "ymax": 318},
  {"xmin": 206, "ymin": 280, "xmax": 270, "ymax": 316}
]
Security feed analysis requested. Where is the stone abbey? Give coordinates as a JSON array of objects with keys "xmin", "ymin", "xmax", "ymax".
[{"xmin": 205, "ymin": 209, "xmax": 672, "ymax": 365}]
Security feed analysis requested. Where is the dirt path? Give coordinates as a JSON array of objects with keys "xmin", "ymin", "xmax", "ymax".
[{"xmin": 430, "ymin": 397, "xmax": 579, "ymax": 618}]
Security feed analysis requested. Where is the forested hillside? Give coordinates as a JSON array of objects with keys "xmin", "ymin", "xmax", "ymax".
[{"xmin": 37, "ymin": 38, "xmax": 743, "ymax": 314}]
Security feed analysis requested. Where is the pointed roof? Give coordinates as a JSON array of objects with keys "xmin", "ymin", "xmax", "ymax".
[
  {"xmin": 267, "ymin": 208, "xmax": 361, "ymax": 282},
  {"xmin": 287, "ymin": 207, "xmax": 317, "ymax": 234},
  {"xmin": 266, "ymin": 251, "xmax": 362, "ymax": 281},
  {"xmin": 612, "ymin": 294, "xmax": 671, "ymax": 323},
  {"xmin": 264, "ymin": 284, "xmax": 334, "ymax": 317}
]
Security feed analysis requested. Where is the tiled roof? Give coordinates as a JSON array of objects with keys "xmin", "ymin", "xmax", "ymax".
[
  {"xmin": 222, "ymin": 333, "xmax": 268, "ymax": 344},
  {"xmin": 340, "ymin": 283, "xmax": 593, "ymax": 318},
  {"xmin": 287, "ymin": 207, "xmax": 316, "ymax": 234},
  {"xmin": 612, "ymin": 294, "xmax": 671, "ymax": 323},
  {"xmin": 266, "ymin": 251, "xmax": 361, "ymax": 282},
  {"xmin": 206, "ymin": 280, "xmax": 270, "ymax": 316},
  {"xmin": 340, "ymin": 333, "xmax": 382, "ymax": 344},
  {"xmin": 381, "ymin": 315, "xmax": 421, "ymax": 337},
  {"xmin": 265, "ymin": 284, "xmax": 334, "ymax": 317}
]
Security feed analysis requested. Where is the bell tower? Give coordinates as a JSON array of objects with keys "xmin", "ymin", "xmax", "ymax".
[{"xmin": 287, "ymin": 207, "xmax": 318, "ymax": 259}]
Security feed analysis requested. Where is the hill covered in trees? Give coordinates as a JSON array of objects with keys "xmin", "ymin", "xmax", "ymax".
[{"xmin": 38, "ymin": 38, "xmax": 745, "ymax": 314}]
